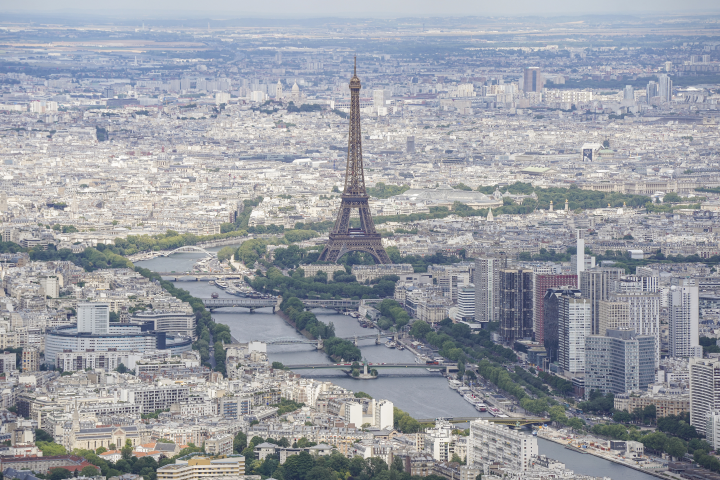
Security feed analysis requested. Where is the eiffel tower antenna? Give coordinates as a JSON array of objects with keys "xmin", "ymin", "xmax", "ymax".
[{"xmin": 318, "ymin": 59, "xmax": 391, "ymax": 264}]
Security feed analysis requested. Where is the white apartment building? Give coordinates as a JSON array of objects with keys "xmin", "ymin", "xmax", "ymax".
[
  {"xmin": 475, "ymin": 257, "xmax": 504, "ymax": 322},
  {"xmin": 39, "ymin": 276, "xmax": 60, "ymax": 298},
  {"xmin": 120, "ymin": 385, "xmax": 190, "ymax": 414},
  {"xmin": 706, "ymin": 411, "xmax": 720, "ymax": 449},
  {"xmin": 457, "ymin": 285, "xmax": 475, "ymax": 321},
  {"xmin": 669, "ymin": 278, "xmax": 701, "ymax": 358},
  {"xmin": 373, "ymin": 400, "xmax": 393, "ymax": 430},
  {"xmin": 690, "ymin": 358, "xmax": 720, "ymax": 436},
  {"xmin": 469, "ymin": 419, "xmax": 537, "ymax": 471},
  {"xmin": 558, "ymin": 296, "xmax": 592, "ymax": 374}
]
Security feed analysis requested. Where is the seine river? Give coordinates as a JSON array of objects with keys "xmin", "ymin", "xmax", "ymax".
[{"xmin": 136, "ymin": 250, "xmax": 658, "ymax": 480}]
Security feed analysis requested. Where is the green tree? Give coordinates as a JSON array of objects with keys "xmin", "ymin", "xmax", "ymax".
[
  {"xmin": 37, "ymin": 441, "xmax": 68, "ymax": 456},
  {"xmin": 666, "ymin": 437, "xmax": 688, "ymax": 459},
  {"xmin": 613, "ymin": 410, "xmax": 632, "ymax": 424},
  {"xmin": 282, "ymin": 451, "xmax": 314, "ymax": 480},
  {"xmin": 95, "ymin": 446, "xmax": 107, "ymax": 455},
  {"xmin": 121, "ymin": 439, "xmax": 133, "ymax": 460},
  {"xmin": 409, "ymin": 320, "xmax": 432, "ymax": 339},
  {"xmin": 80, "ymin": 466, "xmax": 99, "ymax": 477},
  {"xmin": 49, "ymin": 469, "xmax": 73, "ymax": 480},
  {"xmin": 566, "ymin": 417, "xmax": 585, "ymax": 432},
  {"xmin": 233, "ymin": 431, "xmax": 247, "ymax": 454}
]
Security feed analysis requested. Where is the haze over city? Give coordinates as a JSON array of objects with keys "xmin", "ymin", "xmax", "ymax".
[{"xmin": 1, "ymin": 6, "xmax": 720, "ymax": 480}]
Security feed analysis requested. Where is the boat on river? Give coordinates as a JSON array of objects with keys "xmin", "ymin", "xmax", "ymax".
[{"xmin": 211, "ymin": 293, "xmax": 219, "ymax": 299}]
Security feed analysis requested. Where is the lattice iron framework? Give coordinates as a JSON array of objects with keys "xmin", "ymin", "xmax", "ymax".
[{"xmin": 318, "ymin": 58, "xmax": 391, "ymax": 264}]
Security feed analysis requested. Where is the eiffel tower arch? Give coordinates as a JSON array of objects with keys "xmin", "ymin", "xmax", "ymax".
[{"xmin": 318, "ymin": 58, "xmax": 391, "ymax": 265}]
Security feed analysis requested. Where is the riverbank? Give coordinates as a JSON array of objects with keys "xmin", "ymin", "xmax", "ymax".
[{"xmin": 538, "ymin": 429, "xmax": 669, "ymax": 479}]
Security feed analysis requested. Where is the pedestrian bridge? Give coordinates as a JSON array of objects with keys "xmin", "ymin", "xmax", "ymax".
[{"xmin": 160, "ymin": 246, "xmax": 215, "ymax": 257}]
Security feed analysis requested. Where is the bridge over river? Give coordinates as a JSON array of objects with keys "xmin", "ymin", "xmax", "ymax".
[
  {"xmin": 200, "ymin": 297, "xmax": 365, "ymax": 312},
  {"xmin": 282, "ymin": 362, "xmax": 459, "ymax": 373}
]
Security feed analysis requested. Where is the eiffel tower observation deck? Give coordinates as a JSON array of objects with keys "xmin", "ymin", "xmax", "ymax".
[{"xmin": 318, "ymin": 58, "xmax": 391, "ymax": 265}]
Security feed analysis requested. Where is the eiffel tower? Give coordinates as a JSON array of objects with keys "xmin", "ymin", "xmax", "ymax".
[{"xmin": 318, "ymin": 58, "xmax": 391, "ymax": 264}]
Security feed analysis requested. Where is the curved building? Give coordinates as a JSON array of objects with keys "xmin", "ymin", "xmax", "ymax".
[
  {"xmin": 45, "ymin": 323, "xmax": 192, "ymax": 365},
  {"xmin": 131, "ymin": 310, "xmax": 196, "ymax": 339}
]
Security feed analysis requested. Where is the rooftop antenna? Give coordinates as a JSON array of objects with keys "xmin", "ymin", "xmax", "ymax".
[{"xmin": 354, "ymin": 56, "xmax": 357, "ymax": 76}]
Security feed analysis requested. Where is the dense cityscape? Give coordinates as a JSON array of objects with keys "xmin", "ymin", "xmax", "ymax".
[{"xmin": 1, "ymin": 10, "xmax": 720, "ymax": 480}]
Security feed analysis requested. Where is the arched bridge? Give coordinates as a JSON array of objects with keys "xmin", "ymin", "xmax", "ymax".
[{"xmin": 160, "ymin": 246, "xmax": 215, "ymax": 257}]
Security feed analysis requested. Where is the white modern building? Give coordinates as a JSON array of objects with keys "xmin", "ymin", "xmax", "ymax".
[
  {"xmin": 611, "ymin": 292, "xmax": 661, "ymax": 363},
  {"xmin": 45, "ymin": 324, "xmax": 193, "ymax": 365},
  {"xmin": 706, "ymin": 411, "xmax": 720, "ymax": 449},
  {"xmin": 131, "ymin": 310, "xmax": 197, "ymax": 339},
  {"xmin": 584, "ymin": 329, "xmax": 656, "ymax": 397},
  {"xmin": 373, "ymin": 399, "xmax": 393, "ymax": 430},
  {"xmin": 558, "ymin": 296, "xmax": 592, "ymax": 374},
  {"xmin": 457, "ymin": 284, "xmax": 476, "ymax": 321},
  {"xmin": 469, "ymin": 419, "xmax": 537, "ymax": 471},
  {"xmin": 690, "ymin": 358, "xmax": 720, "ymax": 436},
  {"xmin": 669, "ymin": 278, "xmax": 701, "ymax": 358},
  {"xmin": 475, "ymin": 257, "xmax": 504, "ymax": 322},
  {"xmin": 77, "ymin": 303, "xmax": 110, "ymax": 334}
]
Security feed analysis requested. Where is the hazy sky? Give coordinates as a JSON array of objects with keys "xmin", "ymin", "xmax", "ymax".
[{"xmin": 4, "ymin": 0, "xmax": 720, "ymax": 18}]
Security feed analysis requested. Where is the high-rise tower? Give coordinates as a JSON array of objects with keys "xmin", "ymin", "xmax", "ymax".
[{"xmin": 318, "ymin": 59, "xmax": 391, "ymax": 264}]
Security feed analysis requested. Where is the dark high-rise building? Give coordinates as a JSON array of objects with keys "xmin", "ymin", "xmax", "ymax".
[
  {"xmin": 523, "ymin": 67, "xmax": 544, "ymax": 93},
  {"xmin": 406, "ymin": 136, "xmax": 415, "ymax": 154},
  {"xmin": 543, "ymin": 287, "xmax": 581, "ymax": 363},
  {"xmin": 500, "ymin": 269, "xmax": 533, "ymax": 343},
  {"xmin": 533, "ymin": 274, "xmax": 577, "ymax": 343}
]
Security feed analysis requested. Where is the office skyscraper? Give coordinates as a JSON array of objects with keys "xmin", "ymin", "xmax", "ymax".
[
  {"xmin": 474, "ymin": 257, "xmax": 507, "ymax": 323},
  {"xmin": 669, "ymin": 278, "xmax": 701, "ymax": 358},
  {"xmin": 558, "ymin": 296, "xmax": 592, "ymax": 375},
  {"xmin": 533, "ymin": 274, "xmax": 577, "ymax": 343},
  {"xmin": 658, "ymin": 74, "xmax": 673, "ymax": 102},
  {"xmin": 580, "ymin": 267, "xmax": 624, "ymax": 335},
  {"xmin": 499, "ymin": 269, "xmax": 533, "ymax": 344},
  {"xmin": 646, "ymin": 81, "xmax": 659, "ymax": 102},
  {"xmin": 584, "ymin": 329, "xmax": 656, "ymax": 398},
  {"xmin": 543, "ymin": 287, "xmax": 581, "ymax": 364},
  {"xmin": 623, "ymin": 85, "xmax": 635, "ymax": 101},
  {"xmin": 611, "ymin": 292, "xmax": 661, "ymax": 364},
  {"xmin": 690, "ymin": 359, "xmax": 720, "ymax": 436},
  {"xmin": 523, "ymin": 67, "xmax": 544, "ymax": 93}
]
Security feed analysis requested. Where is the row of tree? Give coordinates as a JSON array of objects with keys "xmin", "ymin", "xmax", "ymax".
[{"xmin": 280, "ymin": 297, "xmax": 361, "ymax": 361}]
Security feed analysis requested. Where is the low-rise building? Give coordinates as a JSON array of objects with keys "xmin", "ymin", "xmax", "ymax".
[
  {"xmin": 468, "ymin": 419, "xmax": 537, "ymax": 472},
  {"xmin": 614, "ymin": 393, "xmax": 690, "ymax": 418},
  {"xmin": 157, "ymin": 456, "xmax": 245, "ymax": 480}
]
